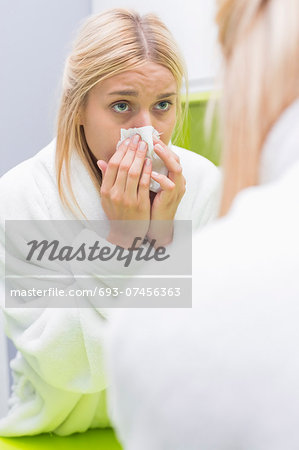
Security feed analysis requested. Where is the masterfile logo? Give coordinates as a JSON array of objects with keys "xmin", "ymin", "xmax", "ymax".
[
  {"xmin": 4, "ymin": 219, "xmax": 192, "ymax": 308},
  {"xmin": 26, "ymin": 237, "xmax": 170, "ymax": 267}
]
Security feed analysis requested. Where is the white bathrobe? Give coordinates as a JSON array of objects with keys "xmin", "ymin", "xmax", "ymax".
[
  {"xmin": 0, "ymin": 139, "xmax": 220, "ymax": 436},
  {"xmin": 105, "ymin": 99, "xmax": 299, "ymax": 450}
]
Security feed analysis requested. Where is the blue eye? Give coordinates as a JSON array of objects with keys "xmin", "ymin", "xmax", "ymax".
[
  {"xmin": 155, "ymin": 101, "xmax": 171, "ymax": 111},
  {"xmin": 112, "ymin": 102, "xmax": 129, "ymax": 113}
]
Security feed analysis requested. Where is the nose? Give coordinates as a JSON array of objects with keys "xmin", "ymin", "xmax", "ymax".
[{"xmin": 130, "ymin": 110, "xmax": 152, "ymax": 128}]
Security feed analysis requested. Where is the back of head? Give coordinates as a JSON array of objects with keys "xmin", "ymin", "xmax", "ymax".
[
  {"xmin": 55, "ymin": 8, "xmax": 187, "ymax": 217},
  {"xmin": 216, "ymin": 0, "xmax": 299, "ymax": 215}
]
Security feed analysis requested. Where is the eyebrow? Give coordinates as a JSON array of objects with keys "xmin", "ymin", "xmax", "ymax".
[
  {"xmin": 108, "ymin": 90, "xmax": 138, "ymax": 97},
  {"xmin": 108, "ymin": 90, "xmax": 177, "ymax": 99},
  {"xmin": 156, "ymin": 92, "xmax": 177, "ymax": 99}
]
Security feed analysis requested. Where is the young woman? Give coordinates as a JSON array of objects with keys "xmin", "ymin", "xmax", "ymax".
[
  {"xmin": 0, "ymin": 9, "xmax": 220, "ymax": 436},
  {"xmin": 106, "ymin": 1, "xmax": 299, "ymax": 449}
]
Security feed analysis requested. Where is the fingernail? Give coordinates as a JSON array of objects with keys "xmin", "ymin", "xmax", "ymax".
[
  {"xmin": 132, "ymin": 134, "xmax": 140, "ymax": 145},
  {"xmin": 145, "ymin": 158, "xmax": 151, "ymax": 166},
  {"xmin": 155, "ymin": 144, "xmax": 163, "ymax": 151},
  {"xmin": 152, "ymin": 171, "xmax": 159, "ymax": 177},
  {"xmin": 97, "ymin": 161, "xmax": 103, "ymax": 173},
  {"xmin": 118, "ymin": 138, "xmax": 129, "ymax": 151},
  {"xmin": 139, "ymin": 141, "xmax": 147, "ymax": 151}
]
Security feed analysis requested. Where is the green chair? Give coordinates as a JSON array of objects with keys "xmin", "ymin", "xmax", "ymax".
[{"xmin": 0, "ymin": 428, "xmax": 122, "ymax": 449}]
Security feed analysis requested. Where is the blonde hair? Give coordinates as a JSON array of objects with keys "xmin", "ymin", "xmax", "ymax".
[
  {"xmin": 216, "ymin": 0, "xmax": 299, "ymax": 215},
  {"xmin": 55, "ymin": 8, "xmax": 188, "ymax": 218}
]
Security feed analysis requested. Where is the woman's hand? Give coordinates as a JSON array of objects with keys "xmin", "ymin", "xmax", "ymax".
[
  {"xmin": 97, "ymin": 135, "xmax": 152, "ymax": 249},
  {"xmin": 147, "ymin": 136, "xmax": 186, "ymax": 247}
]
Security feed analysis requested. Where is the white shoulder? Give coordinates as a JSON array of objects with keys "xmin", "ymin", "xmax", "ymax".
[
  {"xmin": 170, "ymin": 145, "xmax": 222, "ymax": 227},
  {"xmin": 171, "ymin": 145, "xmax": 219, "ymax": 176},
  {"xmin": 171, "ymin": 144, "xmax": 221, "ymax": 195},
  {"xmin": 1, "ymin": 139, "xmax": 56, "ymax": 184},
  {"xmin": 0, "ymin": 140, "xmax": 57, "ymax": 220}
]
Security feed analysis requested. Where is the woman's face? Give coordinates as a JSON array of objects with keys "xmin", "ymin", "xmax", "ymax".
[{"xmin": 80, "ymin": 61, "xmax": 178, "ymax": 162}]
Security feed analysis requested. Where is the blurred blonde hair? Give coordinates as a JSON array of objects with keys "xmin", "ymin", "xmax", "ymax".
[
  {"xmin": 56, "ymin": 8, "xmax": 188, "ymax": 218},
  {"xmin": 216, "ymin": 0, "xmax": 299, "ymax": 215}
]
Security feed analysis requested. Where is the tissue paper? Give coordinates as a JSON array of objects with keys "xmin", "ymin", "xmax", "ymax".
[{"xmin": 118, "ymin": 126, "xmax": 168, "ymax": 192}]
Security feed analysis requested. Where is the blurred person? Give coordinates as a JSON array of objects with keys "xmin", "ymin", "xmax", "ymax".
[{"xmin": 106, "ymin": 0, "xmax": 299, "ymax": 449}]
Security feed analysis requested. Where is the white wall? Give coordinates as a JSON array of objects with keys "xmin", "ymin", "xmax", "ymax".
[
  {"xmin": 0, "ymin": 0, "xmax": 92, "ymax": 175},
  {"xmin": 92, "ymin": 0, "xmax": 219, "ymax": 91}
]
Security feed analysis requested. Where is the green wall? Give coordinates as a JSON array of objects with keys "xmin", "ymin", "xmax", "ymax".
[{"xmin": 173, "ymin": 92, "xmax": 221, "ymax": 166}]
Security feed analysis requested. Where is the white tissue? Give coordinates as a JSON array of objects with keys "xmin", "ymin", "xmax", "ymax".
[{"xmin": 118, "ymin": 126, "xmax": 168, "ymax": 193}]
